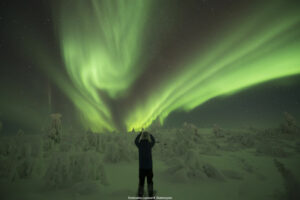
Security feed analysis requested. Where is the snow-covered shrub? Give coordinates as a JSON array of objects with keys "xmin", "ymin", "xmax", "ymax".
[
  {"xmin": 257, "ymin": 128, "xmax": 280, "ymax": 139},
  {"xmin": 0, "ymin": 137, "xmax": 17, "ymax": 157},
  {"xmin": 44, "ymin": 152, "xmax": 71, "ymax": 188},
  {"xmin": 202, "ymin": 163, "xmax": 224, "ymax": 180},
  {"xmin": 8, "ymin": 140, "xmax": 39, "ymax": 182},
  {"xmin": 256, "ymin": 142, "xmax": 288, "ymax": 157},
  {"xmin": 44, "ymin": 150, "xmax": 108, "ymax": 189},
  {"xmin": 173, "ymin": 139, "xmax": 190, "ymax": 157},
  {"xmin": 280, "ymin": 112, "xmax": 299, "ymax": 135},
  {"xmin": 165, "ymin": 150, "xmax": 224, "ymax": 182},
  {"xmin": 151, "ymin": 128, "xmax": 200, "ymax": 160},
  {"xmin": 213, "ymin": 124, "xmax": 225, "ymax": 137},
  {"xmin": 18, "ymin": 143, "xmax": 32, "ymax": 159},
  {"xmin": 104, "ymin": 141, "xmax": 127, "ymax": 163},
  {"xmin": 43, "ymin": 137, "xmax": 55, "ymax": 153},
  {"xmin": 226, "ymin": 133, "xmax": 255, "ymax": 148},
  {"xmin": 0, "ymin": 131, "xmax": 110, "ymax": 189},
  {"xmin": 64, "ymin": 131, "xmax": 91, "ymax": 152},
  {"xmin": 30, "ymin": 136, "xmax": 43, "ymax": 158},
  {"xmin": 198, "ymin": 142, "xmax": 219, "ymax": 155},
  {"xmin": 183, "ymin": 122, "xmax": 198, "ymax": 135},
  {"xmin": 176, "ymin": 129, "xmax": 196, "ymax": 149},
  {"xmin": 103, "ymin": 142, "xmax": 120, "ymax": 163},
  {"xmin": 165, "ymin": 158, "xmax": 189, "ymax": 182},
  {"xmin": 284, "ymin": 112, "xmax": 296, "ymax": 127},
  {"xmin": 0, "ymin": 135, "xmax": 46, "ymax": 181},
  {"xmin": 273, "ymin": 159, "xmax": 300, "ymax": 200},
  {"xmin": 184, "ymin": 150, "xmax": 204, "ymax": 176},
  {"xmin": 70, "ymin": 151, "xmax": 108, "ymax": 185},
  {"xmin": 31, "ymin": 154, "xmax": 46, "ymax": 179},
  {"xmin": 102, "ymin": 133, "xmax": 137, "ymax": 163},
  {"xmin": 9, "ymin": 156, "xmax": 34, "ymax": 182},
  {"xmin": 58, "ymin": 141, "xmax": 74, "ymax": 152},
  {"xmin": 152, "ymin": 133, "xmax": 171, "ymax": 159},
  {"xmin": 118, "ymin": 136, "xmax": 135, "ymax": 161},
  {"xmin": 222, "ymin": 130, "xmax": 256, "ymax": 152},
  {"xmin": 96, "ymin": 134, "xmax": 106, "ymax": 153},
  {"xmin": 81, "ymin": 129, "xmax": 98, "ymax": 151},
  {"xmin": 0, "ymin": 138, "xmax": 17, "ymax": 178}
]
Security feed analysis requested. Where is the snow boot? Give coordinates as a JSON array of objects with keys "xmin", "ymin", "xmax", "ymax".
[
  {"xmin": 137, "ymin": 185, "xmax": 144, "ymax": 197},
  {"xmin": 148, "ymin": 183, "xmax": 154, "ymax": 197}
]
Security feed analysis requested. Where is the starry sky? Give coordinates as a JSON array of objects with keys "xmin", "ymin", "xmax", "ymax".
[{"xmin": 0, "ymin": 0, "xmax": 300, "ymax": 133}]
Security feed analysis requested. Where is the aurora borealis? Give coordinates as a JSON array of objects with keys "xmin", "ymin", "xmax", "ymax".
[
  {"xmin": 54, "ymin": 0, "xmax": 300, "ymax": 131},
  {"xmin": 1, "ymin": 0, "xmax": 300, "ymax": 132},
  {"xmin": 56, "ymin": 0, "xmax": 152, "ymax": 131}
]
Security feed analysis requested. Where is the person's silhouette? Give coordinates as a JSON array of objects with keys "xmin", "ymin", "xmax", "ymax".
[{"xmin": 135, "ymin": 129, "xmax": 156, "ymax": 197}]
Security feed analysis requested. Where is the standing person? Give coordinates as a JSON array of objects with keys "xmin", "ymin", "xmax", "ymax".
[{"xmin": 135, "ymin": 129, "xmax": 156, "ymax": 197}]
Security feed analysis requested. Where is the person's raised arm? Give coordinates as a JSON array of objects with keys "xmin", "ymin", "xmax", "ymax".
[
  {"xmin": 135, "ymin": 133, "xmax": 141, "ymax": 147},
  {"xmin": 150, "ymin": 134, "xmax": 155, "ymax": 148}
]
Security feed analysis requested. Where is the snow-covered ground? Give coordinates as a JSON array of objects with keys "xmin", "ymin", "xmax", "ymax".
[{"xmin": 0, "ymin": 123, "xmax": 300, "ymax": 200}]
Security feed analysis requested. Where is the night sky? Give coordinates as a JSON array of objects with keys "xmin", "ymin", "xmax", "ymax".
[{"xmin": 0, "ymin": 0, "xmax": 300, "ymax": 133}]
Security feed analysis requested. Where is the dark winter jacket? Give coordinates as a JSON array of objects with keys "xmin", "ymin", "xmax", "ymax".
[{"xmin": 135, "ymin": 132, "xmax": 155, "ymax": 169}]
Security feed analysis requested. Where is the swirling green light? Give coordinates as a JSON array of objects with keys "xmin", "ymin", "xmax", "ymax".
[
  {"xmin": 125, "ymin": 1, "xmax": 300, "ymax": 130},
  {"xmin": 56, "ymin": 0, "xmax": 300, "ymax": 131},
  {"xmin": 57, "ymin": 0, "xmax": 151, "ymax": 131}
]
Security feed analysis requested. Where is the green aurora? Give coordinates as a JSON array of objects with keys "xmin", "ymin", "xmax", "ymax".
[{"xmin": 50, "ymin": 0, "xmax": 300, "ymax": 132}]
